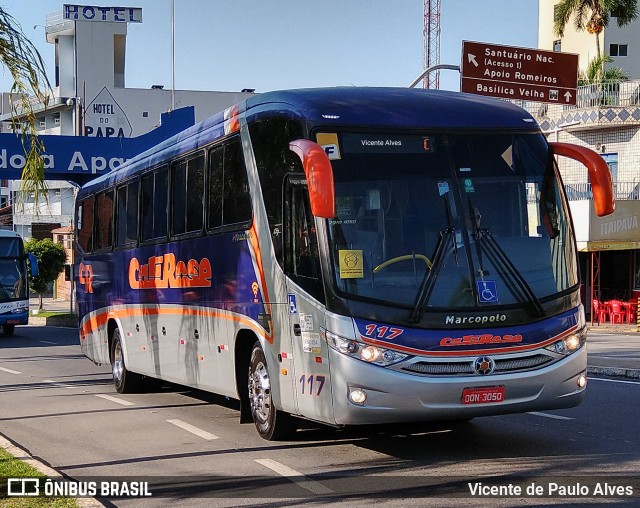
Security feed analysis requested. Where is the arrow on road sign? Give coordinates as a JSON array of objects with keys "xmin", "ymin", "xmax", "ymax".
[
  {"xmin": 564, "ymin": 91, "xmax": 573, "ymax": 102},
  {"xmin": 468, "ymin": 53, "xmax": 479, "ymax": 67}
]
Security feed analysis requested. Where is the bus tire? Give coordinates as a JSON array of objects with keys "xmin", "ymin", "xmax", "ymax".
[
  {"xmin": 111, "ymin": 328, "xmax": 143, "ymax": 394},
  {"xmin": 248, "ymin": 342, "xmax": 296, "ymax": 440},
  {"xmin": 3, "ymin": 325, "xmax": 15, "ymax": 336}
]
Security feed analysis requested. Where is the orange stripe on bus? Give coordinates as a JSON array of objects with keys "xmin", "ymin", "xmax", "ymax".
[{"xmin": 80, "ymin": 306, "xmax": 269, "ymax": 341}]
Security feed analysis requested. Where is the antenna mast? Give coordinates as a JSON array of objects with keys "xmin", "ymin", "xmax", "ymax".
[{"xmin": 423, "ymin": 0, "xmax": 442, "ymax": 89}]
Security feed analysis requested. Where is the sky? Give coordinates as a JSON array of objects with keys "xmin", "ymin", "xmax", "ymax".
[{"xmin": 0, "ymin": 0, "xmax": 539, "ymax": 94}]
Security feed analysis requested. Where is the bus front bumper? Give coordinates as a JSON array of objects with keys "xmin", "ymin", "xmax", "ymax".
[{"xmin": 329, "ymin": 346, "xmax": 587, "ymax": 425}]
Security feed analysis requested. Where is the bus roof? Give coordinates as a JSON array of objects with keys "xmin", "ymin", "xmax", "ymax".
[
  {"xmin": 79, "ymin": 87, "xmax": 540, "ymax": 194},
  {"xmin": 244, "ymin": 87, "xmax": 539, "ymax": 130},
  {"xmin": 0, "ymin": 229, "xmax": 21, "ymax": 239}
]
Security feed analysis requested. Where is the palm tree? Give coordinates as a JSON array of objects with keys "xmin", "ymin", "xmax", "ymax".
[
  {"xmin": 579, "ymin": 54, "xmax": 630, "ymax": 84},
  {"xmin": 0, "ymin": 8, "xmax": 50, "ymax": 202},
  {"xmin": 553, "ymin": 0, "xmax": 639, "ymax": 60}
]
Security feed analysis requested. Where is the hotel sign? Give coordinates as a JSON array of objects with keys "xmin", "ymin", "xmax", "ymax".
[
  {"xmin": 461, "ymin": 41, "xmax": 578, "ymax": 104},
  {"xmin": 63, "ymin": 4, "xmax": 142, "ymax": 23}
]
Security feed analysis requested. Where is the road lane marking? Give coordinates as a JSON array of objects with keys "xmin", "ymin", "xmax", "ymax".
[
  {"xmin": 0, "ymin": 367, "xmax": 21, "ymax": 375},
  {"xmin": 38, "ymin": 341, "xmax": 57, "ymax": 345},
  {"xmin": 588, "ymin": 377, "xmax": 640, "ymax": 386},
  {"xmin": 166, "ymin": 419, "xmax": 219, "ymax": 441},
  {"xmin": 254, "ymin": 458, "xmax": 335, "ymax": 495},
  {"xmin": 43, "ymin": 379, "xmax": 74, "ymax": 388},
  {"xmin": 95, "ymin": 394, "xmax": 135, "ymax": 406},
  {"xmin": 527, "ymin": 412, "xmax": 573, "ymax": 420}
]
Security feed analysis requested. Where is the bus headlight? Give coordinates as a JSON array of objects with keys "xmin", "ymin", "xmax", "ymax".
[
  {"xmin": 323, "ymin": 329, "xmax": 409, "ymax": 366},
  {"xmin": 544, "ymin": 327, "xmax": 586, "ymax": 355}
]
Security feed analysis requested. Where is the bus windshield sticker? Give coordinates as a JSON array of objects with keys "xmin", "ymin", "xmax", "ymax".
[
  {"xmin": 316, "ymin": 133, "xmax": 341, "ymax": 160},
  {"xmin": 463, "ymin": 178, "xmax": 475, "ymax": 193},
  {"xmin": 477, "ymin": 280, "xmax": 499, "ymax": 303},
  {"xmin": 502, "ymin": 145, "xmax": 514, "ymax": 168},
  {"xmin": 438, "ymin": 181, "xmax": 449, "ymax": 196},
  {"xmin": 338, "ymin": 249, "xmax": 364, "ymax": 279}
]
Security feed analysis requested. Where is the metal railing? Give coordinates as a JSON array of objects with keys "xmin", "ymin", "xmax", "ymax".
[
  {"xmin": 563, "ymin": 181, "xmax": 640, "ymax": 201},
  {"xmin": 576, "ymin": 80, "xmax": 640, "ymax": 108}
]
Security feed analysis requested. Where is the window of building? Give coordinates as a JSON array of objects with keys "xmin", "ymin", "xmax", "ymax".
[
  {"xmin": 610, "ymin": 44, "xmax": 628, "ymax": 57},
  {"xmin": 601, "ymin": 153, "xmax": 618, "ymax": 183},
  {"xmin": 553, "ymin": 39, "xmax": 561, "ymax": 52}
]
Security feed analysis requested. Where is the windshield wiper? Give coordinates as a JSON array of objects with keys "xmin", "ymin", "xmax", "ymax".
[
  {"xmin": 409, "ymin": 227, "xmax": 454, "ymax": 322},
  {"xmin": 476, "ymin": 229, "xmax": 546, "ymax": 318}
]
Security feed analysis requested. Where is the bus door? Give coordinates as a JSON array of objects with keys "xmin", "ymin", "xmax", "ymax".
[{"xmin": 284, "ymin": 176, "xmax": 335, "ymax": 423}]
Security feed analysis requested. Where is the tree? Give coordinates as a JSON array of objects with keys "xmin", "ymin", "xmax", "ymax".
[
  {"xmin": 553, "ymin": 0, "xmax": 639, "ymax": 60},
  {"xmin": 24, "ymin": 238, "xmax": 67, "ymax": 310},
  {"xmin": 579, "ymin": 54, "xmax": 630, "ymax": 84},
  {"xmin": 0, "ymin": 8, "xmax": 50, "ymax": 202}
]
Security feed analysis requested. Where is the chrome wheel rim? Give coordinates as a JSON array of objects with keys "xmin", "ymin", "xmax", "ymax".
[
  {"xmin": 249, "ymin": 360, "xmax": 271, "ymax": 424},
  {"xmin": 113, "ymin": 339, "xmax": 124, "ymax": 384}
]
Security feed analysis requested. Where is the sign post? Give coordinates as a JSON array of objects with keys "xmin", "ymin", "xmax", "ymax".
[{"xmin": 461, "ymin": 41, "xmax": 578, "ymax": 104}]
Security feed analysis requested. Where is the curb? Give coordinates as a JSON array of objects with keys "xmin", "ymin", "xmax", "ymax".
[
  {"xmin": 0, "ymin": 434, "xmax": 103, "ymax": 507},
  {"xmin": 587, "ymin": 365, "xmax": 640, "ymax": 380},
  {"xmin": 29, "ymin": 316, "xmax": 78, "ymax": 327}
]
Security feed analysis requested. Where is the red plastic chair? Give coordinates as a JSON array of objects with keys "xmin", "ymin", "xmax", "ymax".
[
  {"xmin": 625, "ymin": 301, "xmax": 638, "ymax": 324},
  {"xmin": 592, "ymin": 299, "xmax": 608, "ymax": 325},
  {"xmin": 609, "ymin": 300, "xmax": 625, "ymax": 324}
]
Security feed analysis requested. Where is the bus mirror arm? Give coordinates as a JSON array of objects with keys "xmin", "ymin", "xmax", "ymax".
[
  {"xmin": 289, "ymin": 139, "xmax": 336, "ymax": 219},
  {"xmin": 549, "ymin": 142, "xmax": 615, "ymax": 217},
  {"xmin": 27, "ymin": 253, "xmax": 39, "ymax": 277}
]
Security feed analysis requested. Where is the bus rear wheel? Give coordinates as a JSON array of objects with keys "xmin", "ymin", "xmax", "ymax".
[
  {"xmin": 248, "ymin": 342, "xmax": 296, "ymax": 440},
  {"xmin": 2, "ymin": 325, "xmax": 15, "ymax": 336},
  {"xmin": 111, "ymin": 328, "xmax": 143, "ymax": 394}
]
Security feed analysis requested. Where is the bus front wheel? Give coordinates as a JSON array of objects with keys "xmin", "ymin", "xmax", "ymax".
[
  {"xmin": 248, "ymin": 342, "xmax": 296, "ymax": 440},
  {"xmin": 2, "ymin": 325, "xmax": 15, "ymax": 336},
  {"xmin": 111, "ymin": 328, "xmax": 143, "ymax": 394}
]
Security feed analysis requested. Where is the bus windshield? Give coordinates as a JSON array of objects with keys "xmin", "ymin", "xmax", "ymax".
[
  {"xmin": 0, "ymin": 237, "xmax": 27, "ymax": 301},
  {"xmin": 325, "ymin": 130, "xmax": 577, "ymax": 312}
]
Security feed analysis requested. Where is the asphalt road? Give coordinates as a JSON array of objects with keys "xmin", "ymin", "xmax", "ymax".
[{"xmin": 1, "ymin": 325, "xmax": 639, "ymax": 507}]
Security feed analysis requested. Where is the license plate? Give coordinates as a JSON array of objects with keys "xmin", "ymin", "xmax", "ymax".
[{"xmin": 461, "ymin": 386, "xmax": 505, "ymax": 405}]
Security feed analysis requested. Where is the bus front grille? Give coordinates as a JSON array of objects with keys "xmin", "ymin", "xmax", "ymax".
[{"xmin": 401, "ymin": 354, "xmax": 554, "ymax": 376}]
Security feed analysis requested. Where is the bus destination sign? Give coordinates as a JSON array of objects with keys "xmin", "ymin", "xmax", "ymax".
[{"xmin": 461, "ymin": 41, "xmax": 578, "ymax": 105}]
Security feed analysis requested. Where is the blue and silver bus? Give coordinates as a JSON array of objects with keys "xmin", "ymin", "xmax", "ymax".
[
  {"xmin": 75, "ymin": 88, "xmax": 614, "ymax": 440},
  {"xmin": 0, "ymin": 230, "xmax": 36, "ymax": 336}
]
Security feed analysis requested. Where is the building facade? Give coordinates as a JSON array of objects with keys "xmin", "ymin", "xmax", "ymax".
[
  {"xmin": 536, "ymin": 0, "xmax": 640, "ymax": 313},
  {"xmin": 0, "ymin": 4, "xmax": 255, "ymax": 299}
]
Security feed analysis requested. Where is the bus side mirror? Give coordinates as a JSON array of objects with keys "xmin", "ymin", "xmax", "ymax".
[
  {"xmin": 549, "ymin": 142, "xmax": 615, "ymax": 217},
  {"xmin": 27, "ymin": 253, "xmax": 39, "ymax": 277},
  {"xmin": 289, "ymin": 139, "xmax": 336, "ymax": 219}
]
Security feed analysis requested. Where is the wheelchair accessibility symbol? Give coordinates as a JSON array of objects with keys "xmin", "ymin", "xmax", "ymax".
[
  {"xmin": 288, "ymin": 294, "xmax": 298, "ymax": 314},
  {"xmin": 477, "ymin": 280, "xmax": 498, "ymax": 303}
]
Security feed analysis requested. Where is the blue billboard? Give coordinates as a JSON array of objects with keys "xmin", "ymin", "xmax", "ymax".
[{"xmin": 0, "ymin": 106, "xmax": 195, "ymax": 185}]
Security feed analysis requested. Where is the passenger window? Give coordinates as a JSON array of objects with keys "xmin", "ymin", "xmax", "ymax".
[
  {"xmin": 95, "ymin": 191, "xmax": 114, "ymax": 250},
  {"xmin": 116, "ymin": 180, "xmax": 139, "ymax": 247},
  {"xmin": 171, "ymin": 154, "xmax": 204, "ymax": 236},
  {"xmin": 77, "ymin": 197, "xmax": 95, "ymax": 253},
  {"xmin": 141, "ymin": 167, "xmax": 168, "ymax": 241},
  {"xmin": 207, "ymin": 137, "xmax": 251, "ymax": 230}
]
